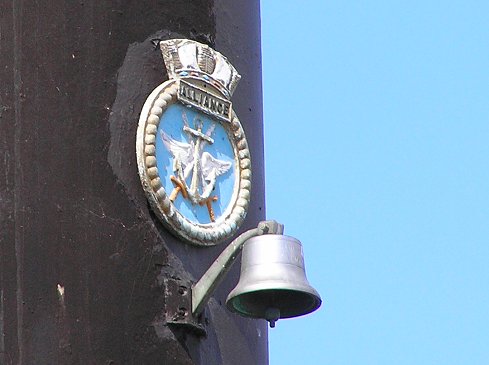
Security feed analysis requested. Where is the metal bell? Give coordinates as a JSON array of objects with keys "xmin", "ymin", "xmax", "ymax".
[{"xmin": 226, "ymin": 234, "xmax": 322, "ymax": 327}]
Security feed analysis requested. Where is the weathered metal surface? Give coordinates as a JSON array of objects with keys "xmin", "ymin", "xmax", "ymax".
[
  {"xmin": 164, "ymin": 278, "xmax": 206, "ymax": 337},
  {"xmin": 0, "ymin": 0, "xmax": 266, "ymax": 364}
]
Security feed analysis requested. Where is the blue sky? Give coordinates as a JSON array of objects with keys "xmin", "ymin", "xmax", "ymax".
[{"xmin": 261, "ymin": 2, "xmax": 489, "ymax": 364}]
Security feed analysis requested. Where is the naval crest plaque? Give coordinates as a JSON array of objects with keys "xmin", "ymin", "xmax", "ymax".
[{"xmin": 136, "ymin": 39, "xmax": 251, "ymax": 246}]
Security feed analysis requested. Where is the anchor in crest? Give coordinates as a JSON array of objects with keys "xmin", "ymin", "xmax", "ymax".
[{"xmin": 160, "ymin": 111, "xmax": 232, "ymax": 222}]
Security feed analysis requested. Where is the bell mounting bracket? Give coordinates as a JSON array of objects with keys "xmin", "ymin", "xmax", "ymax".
[{"xmin": 164, "ymin": 221, "xmax": 284, "ymax": 334}]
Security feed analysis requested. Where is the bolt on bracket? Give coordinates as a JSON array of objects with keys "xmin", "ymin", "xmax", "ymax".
[{"xmin": 164, "ymin": 278, "xmax": 206, "ymax": 337}]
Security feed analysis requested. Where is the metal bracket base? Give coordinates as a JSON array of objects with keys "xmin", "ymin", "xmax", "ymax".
[{"xmin": 164, "ymin": 278, "xmax": 206, "ymax": 337}]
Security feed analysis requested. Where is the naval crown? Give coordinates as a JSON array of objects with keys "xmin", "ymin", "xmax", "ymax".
[{"xmin": 160, "ymin": 39, "xmax": 241, "ymax": 99}]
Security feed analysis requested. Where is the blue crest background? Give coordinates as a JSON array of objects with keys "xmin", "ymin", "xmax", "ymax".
[{"xmin": 155, "ymin": 103, "xmax": 235, "ymax": 224}]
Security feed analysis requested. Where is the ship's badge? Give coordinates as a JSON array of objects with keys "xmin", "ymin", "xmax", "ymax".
[{"xmin": 136, "ymin": 39, "xmax": 251, "ymax": 246}]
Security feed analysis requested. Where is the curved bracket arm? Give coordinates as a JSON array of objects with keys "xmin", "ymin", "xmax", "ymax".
[{"xmin": 191, "ymin": 220, "xmax": 284, "ymax": 315}]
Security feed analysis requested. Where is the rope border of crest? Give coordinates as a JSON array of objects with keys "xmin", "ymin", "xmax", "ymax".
[{"xmin": 136, "ymin": 79, "xmax": 252, "ymax": 246}]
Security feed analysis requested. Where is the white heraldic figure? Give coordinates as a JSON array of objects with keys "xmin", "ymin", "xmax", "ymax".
[{"xmin": 160, "ymin": 111, "xmax": 232, "ymax": 206}]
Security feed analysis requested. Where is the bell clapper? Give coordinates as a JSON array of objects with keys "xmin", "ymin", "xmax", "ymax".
[{"xmin": 265, "ymin": 307, "xmax": 280, "ymax": 328}]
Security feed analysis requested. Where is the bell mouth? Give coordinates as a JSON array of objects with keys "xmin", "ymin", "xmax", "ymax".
[{"xmin": 226, "ymin": 288, "xmax": 322, "ymax": 319}]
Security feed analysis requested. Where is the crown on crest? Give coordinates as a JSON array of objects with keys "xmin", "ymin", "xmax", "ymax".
[{"xmin": 160, "ymin": 39, "xmax": 241, "ymax": 99}]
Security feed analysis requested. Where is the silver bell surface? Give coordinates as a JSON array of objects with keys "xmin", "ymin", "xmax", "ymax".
[{"xmin": 226, "ymin": 234, "xmax": 322, "ymax": 327}]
